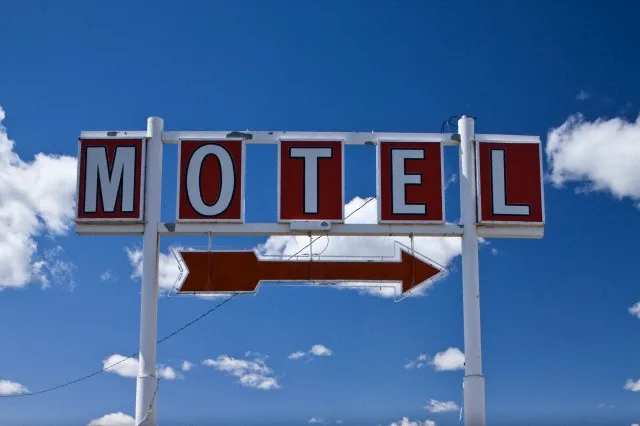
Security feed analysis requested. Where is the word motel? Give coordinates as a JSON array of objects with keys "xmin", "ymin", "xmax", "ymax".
[{"xmin": 76, "ymin": 136, "xmax": 544, "ymax": 228}]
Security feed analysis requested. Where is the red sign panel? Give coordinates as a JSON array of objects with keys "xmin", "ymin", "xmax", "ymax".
[
  {"xmin": 278, "ymin": 140, "xmax": 344, "ymax": 222},
  {"xmin": 76, "ymin": 138, "xmax": 145, "ymax": 222},
  {"xmin": 377, "ymin": 141, "xmax": 444, "ymax": 223},
  {"xmin": 177, "ymin": 139, "xmax": 244, "ymax": 222},
  {"xmin": 476, "ymin": 141, "xmax": 544, "ymax": 224}
]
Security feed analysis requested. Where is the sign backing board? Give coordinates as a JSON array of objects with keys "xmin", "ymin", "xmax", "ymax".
[
  {"xmin": 476, "ymin": 140, "xmax": 545, "ymax": 225},
  {"xmin": 278, "ymin": 140, "xmax": 345, "ymax": 223},
  {"xmin": 176, "ymin": 139, "xmax": 245, "ymax": 222},
  {"xmin": 76, "ymin": 138, "xmax": 146, "ymax": 222},
  {"xmin": 377, "ymin": 141, "xmax": 445, "ymax": 223}
]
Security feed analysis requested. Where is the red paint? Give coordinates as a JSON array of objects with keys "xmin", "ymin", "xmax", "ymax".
[
  {"xmin": 76, "ymin": 138, "xmax": 144, "ymax": 221},
  {"xmin": 477, "ymin": 142, "xmax": 544, "ymax": 223},
  {"xmin": 279, "ymin": 140, "xmax": 343, "ymax": 221},
  {"xmin": 378, "ymin": 141, "xmax": 444, "ymax": 222},
  {"xmin": 178, "ymin": 249, "xmax": 442, "ymax": 295},
  {"xmin": 177, "ymin": 140, "xmax": 243, "ymax": 221}
]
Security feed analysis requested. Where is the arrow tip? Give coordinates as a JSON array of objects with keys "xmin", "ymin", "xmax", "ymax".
[{"xmin": 400, "ymin": 249, "xmax": 446, "ymax": 295}]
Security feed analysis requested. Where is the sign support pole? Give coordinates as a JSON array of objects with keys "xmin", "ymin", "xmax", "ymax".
[
  {"xmin": 458, "ymin": 115, "xmax": 486, "ymax": 426},
  {"xmin": 135, "ymin": 116, "xmax": 164, "ymax": 426}
]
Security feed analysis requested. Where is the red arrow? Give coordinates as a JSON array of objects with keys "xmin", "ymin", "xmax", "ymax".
[{"xmin": 177, "ymin": 246, "xmax": 445, "ymax": 296}]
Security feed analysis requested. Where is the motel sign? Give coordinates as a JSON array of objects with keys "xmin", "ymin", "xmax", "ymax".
[{"xmin": 75, "ymin": 117, "xmax": 545, "ymax": 426}]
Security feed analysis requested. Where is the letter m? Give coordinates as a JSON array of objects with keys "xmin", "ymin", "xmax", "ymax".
[{"xmin": 83, "ymin": 145, "xmax": 137, "ymax": 214}]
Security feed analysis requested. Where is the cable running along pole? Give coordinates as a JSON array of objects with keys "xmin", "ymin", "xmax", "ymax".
[{"xmin": 458, "ymin": 116, "xmax": 486, "ymax": 426}]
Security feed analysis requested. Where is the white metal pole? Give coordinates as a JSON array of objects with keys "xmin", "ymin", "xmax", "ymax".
[
  {"xmin": 458, "ymin": 115, "xmax": 486, "ymax": 426},
  {"xmin": 135, "ymin": 117, "xmax": 164, "ymax": 426}
]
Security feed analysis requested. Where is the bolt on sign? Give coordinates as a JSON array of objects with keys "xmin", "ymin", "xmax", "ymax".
[{"xmin": 74, "ymin": 118, "xmax": 545, "ymax": 426}]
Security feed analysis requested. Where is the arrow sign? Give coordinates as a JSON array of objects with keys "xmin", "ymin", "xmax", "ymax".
[{"xmin": 176, "ymin": 245, "xmax": 446, "ymax": 296}]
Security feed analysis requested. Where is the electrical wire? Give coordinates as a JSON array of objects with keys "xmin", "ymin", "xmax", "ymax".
[
  {"xmin": 286, "ymin": 196, "xmax": 375, "ymax": 260},
  {"xmin": 136, "ymin": 376, "xmax": 159, "ymax": 426},
  {"xmin": 3, "ymin": 197, "xmax": 376, "ymax": 400},
  {"xmin": 0, "ymin": 293, "xmax": 238, "ymax": 398}
]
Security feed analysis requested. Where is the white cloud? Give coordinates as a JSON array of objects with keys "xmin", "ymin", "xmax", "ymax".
[
  {"xmin": 311, "ymin": 344, "xmax": 333, "ymax": 356},
  {"xmin": 309, "ymin": 417, "xmax": 326, "ymax": 424},
  {"xmin": 182, "ymin": 361, "xmax": 194, "ymax": 371},
  {"xmin": 288, "ymin": 351, "xmax": 306, "ymax": 360},
  {"xmin": 430, "ymin": 347, "xmax": 465, "ymax": 372},
  {"xmin": 203, "ymin": 354, "xmax": 280, "ymax": 390},
  {"xmin": 0, "ymin": 106, "xmax": 77, "ymax": 290},
  {"xmin": 596, "ymin": 403, "xmax": 615, "ymax": 409},
  {"xmin": 624, "ymin": 378, "xmax": 640, "ymax": 392},
  {"xmin": 389, "ymin": 417, "xmax": 436, "ymax": 426},
  {"xmin": 156, "ymin": 365, "xmax": 178, "ymax": 380},
  {"xmin": 100, "ymin": 270, "xmax": 115, "ymax": 282},
  {"xmin": 546, "ymin": 114, "xmax": 640, "ymax": 205},
  {"xmin": 127, "ymin": 247, "xmax": 182, "ymax": 292},
  {"xmin": 87, "ymin": 412, "xmax": 134, "ymax": 426},
  {"xmin": 257, "ymin": 197, "xmax": 459, "ymax": 298},
  {"xmin": 576, "ymin": 90, "xmax": 591, "ymax": 101},
  {"xmin": 0, "ymin": 380, "xmax": 29, "ymax": 396},
  {"xmin": 289, "ymin": 344, "xmax": 333, "ymax": 361},
  {"xmin": 102, "ymin": 354, "xmax": 180, "ymax": 380},
  {"xmin": 629, "ymin": 302, "xmax": 640, "ymax": 319},
  {"xmin": 425, "ymin": 399, "xmax": 459, "ymax": 413},
  {"xmin": 631, "ymin": 423, "xmax": 639, "ymax": 426},
  {"xmin": 404, "ymin": 354, "xmax": 428, "ymax": 369}
]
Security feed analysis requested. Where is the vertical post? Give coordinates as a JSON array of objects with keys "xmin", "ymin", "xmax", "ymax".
[
  {"xmin": 458, "ymin": 115, "xmax": 486, "ymax": 426},
  {"xmin": 135, "ymin": 117, "xmax": 164, "ymax": 426}
]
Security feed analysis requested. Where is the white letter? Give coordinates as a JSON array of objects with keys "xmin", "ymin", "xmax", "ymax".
[
  {"xmin": 289, "ymin": 147, "xmax": 332, "ymax": 214},
  {"xmin": 490, "ymin": 149, "xmax": 530, "ymax": 215},
  {"xmin": 84, "ymin": 146, "xmax": 136, "ymax": 213},
  {"xmin": 186, "ymin": 144, "xmax": 235, "ymax": 216},
  {"xmin": 390, "ymin": 149, "xmax": 425, "ymax": 215}
]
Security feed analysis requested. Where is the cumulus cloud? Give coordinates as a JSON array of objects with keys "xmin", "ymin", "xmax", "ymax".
[
  {"xmin": 0, "ymin": 106, "xmax": 77, "ymax": 289},
  {"xmin": 546, "ymin": 114, "xmax": 640, "ymax": 205},
  {"xmin": 127, "ymin": 247, "xmax": 182, "ymax": 292},
  {"xmin": 576, "ymin": 90, "xmax": 591, "ymax": 101},
  {"xmin": 203, "ymin": 354, "xmax": 279, "ymax": 390},
  {"xmin": 430, "ymin": 347, "xmax": 465, "ymax": 372},
  {"xmin": 87, "ymin": 412, "xmax": 134, "ymax": 426},
  {"xmin": 100, "ymin": 270, "xmax": 115, "ymax": 282},
  {"xmin": 257, "ymin": 197, "xmax": 459, "ymax": 298},
  {"xmin": 425, "ymin": 399, "xmax": 459, "ymax": 413},
  {"xmin": 624, "ymin": 378, "xmax": 640, "ymax": 392},
  {"xmin": 404, "ymin": 354, "xmax": 428, "ymax": 369},
  {"xmin": 289, "ymin": 344, "xmax": 333, "ymax": 361},
  {"xmin": 309, "ymin": 418, "xmax": 326, "ymax": 424},
  {"xmin": 102, "ymin": 354, "xmax": 180, "ymax": 380},
  {"xmin": 389, "ymin": 417, "xmax": 436, "ymax": 426},
  {"xmin": 629, "ymin": 302, "xmax": 640, "ymax": 319},
  {"xmin": 0, "ymin": 380, "xmax": 29, "ymax": 396},
  {"xmin": 182, "ymin": 361, "xmax": 194, "ymax": 372}
]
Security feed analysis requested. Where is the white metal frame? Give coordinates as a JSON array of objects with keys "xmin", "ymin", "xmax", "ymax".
[
  {"xmin": 75, "ymin": 118, "xmax": 545, "ymax": 426},
  {"xmin": 175, "ymin": 138, "xmax": 246, "ymax": 223},
  {"xmin": 74, "ymin": 221, "xmax": 543, "ymax": 239},
  {"xmin": 475, "ymin": 137, "xmax": 546, "ymax": 226},
  {"xmin": 276, "ymin": 137, "xmax": 346, "ymax": 223},
  {"xmin": 75, "ymin": 137, "xmax": 147, "ymax": 223},
  {"xmin": 376, "ymin": 139, "xmax": 446, "ymax": 225}
]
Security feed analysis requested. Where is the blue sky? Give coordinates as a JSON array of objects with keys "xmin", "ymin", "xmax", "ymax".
[{"xmin": 1, "ymin": 1, "xmax": 640, "ymax": 425}]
